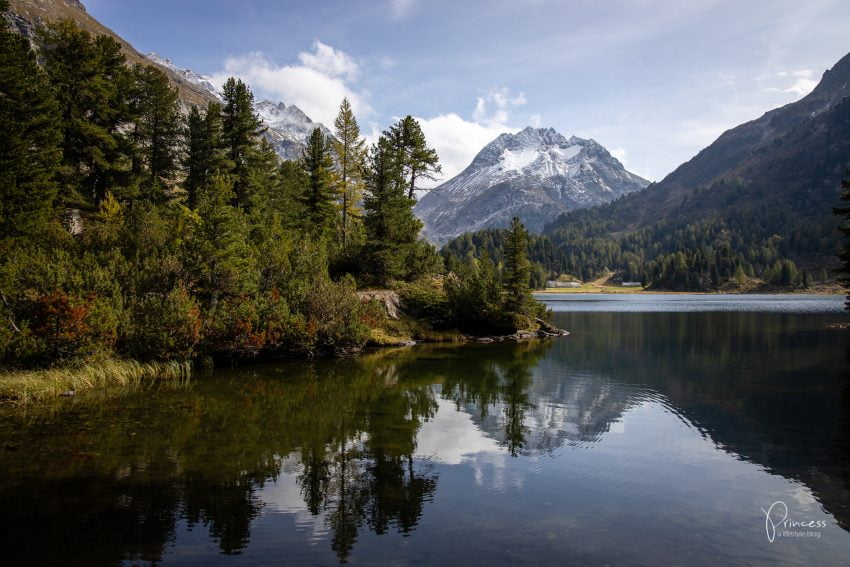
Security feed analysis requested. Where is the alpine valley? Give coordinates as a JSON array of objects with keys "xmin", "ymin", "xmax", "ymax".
[{"xmin": 442, "ymin": 52, "xmax": 850, "ymax": 291}]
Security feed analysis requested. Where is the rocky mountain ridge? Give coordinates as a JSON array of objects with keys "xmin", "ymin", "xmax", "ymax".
[
  {"xmin": 414, "ymin": 126, "xmax": 648, "ymax": 244},
  {"xmin": 4, "ymin": 1, "xmax": 333, "ymax": 161}
]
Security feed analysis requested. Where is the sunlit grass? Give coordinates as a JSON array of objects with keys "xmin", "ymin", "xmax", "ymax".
[{"xmin": 0, "ymin": 358, "xmax": 192, "ymax": 406}]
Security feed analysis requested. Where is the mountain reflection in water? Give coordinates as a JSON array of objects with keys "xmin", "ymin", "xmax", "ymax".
[{"xmin": 0, "ymin": 298, "xmax": 849, "ymax": 565}]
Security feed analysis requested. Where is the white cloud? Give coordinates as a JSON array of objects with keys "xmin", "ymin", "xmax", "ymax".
[
  {"xmin": 472, "ymin": 86, "xmax": 527, "ymax": 127},
  {"xmin": 610, "ymin": 146, "xmax": 627, "ymax": 164},
  {"xmin": 416, "ymin": 87, "xmax": 527, "ymax": 186},
  {"xmin": 297, "ymin": 40, "xmax": 359, "ymax": 81},
  {"xmin": 212, "ymin": 43, "xmax": 370, "ymax": 129},
  {"xmin": 763, "ymin": 68, "xmax": 818, "ymax": 97},
  {"xmin": 416, "ymin": 113, "xmax": 518, "ymax": 185}
]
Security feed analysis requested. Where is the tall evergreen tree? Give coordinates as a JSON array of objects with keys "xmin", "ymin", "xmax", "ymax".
[
  {"xmin": 244, "ymin": 137, "xmax": 281, "ymax": 214},
  {"xmin": 332, "ymin": 98, "xmax": 366, "ymax": 251},
  {"xmin": 130, "ymin": 64, "xmax": 181, "ymax": 200},
  {"xmin": 183, "ymin": 101, "xmax": 225, "ymax": 209},
  {"xmin": 221, "ymin": 78, "xmax": 264, "ymax": 209},
  {"xmin": 0, "ymin": 3, "xmax": 62, "ymax": 239},
  {"xmin": 362, "ymin": 135, "xmax": 424, "ymax": 283},
  {"xmin": 503, "ymin": 217, "xmax": 532, "ymax": 314},
  {"xmin": 39, "ymin": 21, "xmax": 133, "ymax": 207},
  {"xmin": 299, "ymin": 128, "xmax": 338, "ymax": 237},
  {"xmin": 389, "ymin": 116, "xmax": 441, "ymax": 199}
]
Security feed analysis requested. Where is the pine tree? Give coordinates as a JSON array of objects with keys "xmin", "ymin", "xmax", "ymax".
[
  {"xmin": 39, "ymin": 21, "xmax": 133, "ymax": 207},
  {"xmin": 332, "ymin": 98, "xmax": 366, "ymax": 251},
  {"xmin": 277, "ymin": 160, "xmax": 309, "ymax": 226},
  {"xmin": 389, "ymin": 116, "xmax": 441, "ymax": 199},
  {"xmin": 362, "ymin": 135, "xmax": 424, "ymax": 283},
  {"xmin": 503, "ymin": 217, "xmax": 532, "ymax": 314},
  {"xmin": 183, "ymin": 101, "xmax": 225, "ymax": 209},
  {"xmin": 189, "ymin": 175, "xmax": 256, "ymax": 306},
  {"xmin": 130, "ymin": 64, "xmax": 180, "ymax": 201},
  {"xmin": 221, "ymin": 78, "xmax": 264, "ymax": 209},
  {"xmin": 299, "ymin": 128, "xmax": 338, "ymax": 237},
  {"xmin": 244, "ymin": 137, "xmax": 281, "ymax": 214},
  {"xmin": 0, "ymin": 7, "xmax": 62, "ymax": 239}
]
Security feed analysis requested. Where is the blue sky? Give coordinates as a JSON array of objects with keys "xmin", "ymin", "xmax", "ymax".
[{"xmin": 86, "ymin": 0, "xmax": 850, "ymax": 183}]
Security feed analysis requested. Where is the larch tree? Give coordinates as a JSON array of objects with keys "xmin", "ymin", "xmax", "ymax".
[{"xmin": 332, "ymin": 98, "xmax": 366, "ymax": 251}]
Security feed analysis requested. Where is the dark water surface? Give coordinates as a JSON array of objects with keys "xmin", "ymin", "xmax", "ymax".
[{"xmin": 1, "ymin": 295, "xmax": 849, "ymax": 565}]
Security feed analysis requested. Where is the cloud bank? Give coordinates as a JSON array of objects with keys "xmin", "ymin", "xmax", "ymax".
[
  {"xmin": 416, "ymin": 87, "xmax": 527, "ymax": 186},
  {"xmin": 212, "ymin": 41, "xmax": 370, "ymax": 129}
]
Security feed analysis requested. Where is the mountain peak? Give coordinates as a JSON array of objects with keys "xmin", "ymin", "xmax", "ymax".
[{"xmin": 415, "ymin": 127, "xmax": 648, "ymax": 243}]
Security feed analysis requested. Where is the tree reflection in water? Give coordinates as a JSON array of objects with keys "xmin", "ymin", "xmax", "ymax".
[{"xmin": 0, "ymin": 341, "xmax": 553, "ymax": 565}]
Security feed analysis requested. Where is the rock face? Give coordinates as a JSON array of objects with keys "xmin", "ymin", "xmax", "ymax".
[
  {"xmin": 357, "ymin": 291, "xmax": 403, "ymax": 319},
  {"xmin": 255, "ymin": 100, "xmax": 335, "ymax": 161},
  {"xmin": 414, "ymin": 127, "xmax": 648, "ymax": 244},
  {"xmin": 147, "ymin": 54, "xmax": 335, "ymax": 161},
  {"xmin": 6, "ymin": 0, "xmax": 218, "ymax": 107}
]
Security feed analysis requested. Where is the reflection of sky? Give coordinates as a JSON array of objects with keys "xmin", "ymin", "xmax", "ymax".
[
  {"xmin": 221, "ymin": 388, "xmax": 850, "ymax": 566},
  {"xmin": 258, "ymin": 456, "xmax": 330, "ymax": 540},
  {"xmin": 415, "ymin": 398, "xmax": 505, "ymax": 465}
]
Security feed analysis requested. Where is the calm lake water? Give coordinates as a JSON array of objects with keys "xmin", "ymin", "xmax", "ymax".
[{"xmin": 1, "ymin": 294, "xmax": 849, "ymax": 565}]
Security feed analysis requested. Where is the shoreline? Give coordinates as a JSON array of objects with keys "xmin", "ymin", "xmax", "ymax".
[{"xmin": 533, "ymin": 289, "xmax": 845, "ymax": 296}]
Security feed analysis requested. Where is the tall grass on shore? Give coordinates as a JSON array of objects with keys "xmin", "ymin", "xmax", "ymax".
[{"xmin": 0, "ymin": 359, "xmax": 192, "ymax": 406}]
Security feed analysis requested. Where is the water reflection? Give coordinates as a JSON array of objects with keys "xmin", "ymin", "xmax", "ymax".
[{"xmin": 0, "ymin": 302, "xmax": 849, "ymax": 565}]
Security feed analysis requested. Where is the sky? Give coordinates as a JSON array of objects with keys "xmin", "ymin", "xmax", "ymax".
[{"xmin": 85, "ymin": 0, "xmax": 850, "ymax": 184}]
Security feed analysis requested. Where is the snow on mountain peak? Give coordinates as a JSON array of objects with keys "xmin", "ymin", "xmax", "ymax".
[
  {"xmin": 146, "ymin": 52, "xmax": 221, "ymax": 100},
  {"xmin": 143, "ymin": 55, "xmax": 334, "ymax": 161},
  {"xmin": 414, "ymin": 126, "xmax": 649, "ymax": 244}
]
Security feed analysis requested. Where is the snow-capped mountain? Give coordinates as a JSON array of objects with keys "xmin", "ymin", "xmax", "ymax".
[
  {"xmin": 414, "ymin": 127, "xmax": 649, "ymax": 243},
  {"xmin": 255, "ymin": 100, "xmax": 335, "ymax": 160},
  {"xmin": 147, "ymin": 53, "xmax": 333, "ymax": 160},
  {"xmin": 146, "ymin": 53, "xmax": 221, "ymax": 100}
]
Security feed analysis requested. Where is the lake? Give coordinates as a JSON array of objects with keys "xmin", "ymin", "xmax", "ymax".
[{"xmin": 1, "ymin": 294, "xmax": 849, "ymax": 565}]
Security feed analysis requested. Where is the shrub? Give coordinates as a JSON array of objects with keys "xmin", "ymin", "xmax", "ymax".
[
  {"xmin": 125, "ymin": 285, "xmax": 201, "ymax": 360},
  {"xmin": 202, "ymin": 295, "xmax": 266, "ymax": 358},
  {"xmin": 294, "ymin": 278, "xmax": 369, "ymax": 355},
  {"xmin": 394, "ymin": 277, "xmax": 451, "ymax": 324}
]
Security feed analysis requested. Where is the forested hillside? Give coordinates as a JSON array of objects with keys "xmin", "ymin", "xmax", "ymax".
[
  {"xmin": 444, "ymin": 52, "xmax": 850, "ymax": 291},
  {"xmin": 0, "ymin": 7, "xmax": 546, "ymax": 369}
]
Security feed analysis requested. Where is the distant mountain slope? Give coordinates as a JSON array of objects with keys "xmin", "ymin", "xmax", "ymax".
[
  {"xmin": 5, "ymin": 0, "xmax": 217, "ymax": 107},
  {"xmin": 414, "ymin": 127, "xmax": 648, "ymax": 244},
  {"xmin": 4, "ymin": 1, "xmax": 334, "ymax": 161},
  {"xmin": 525, "ymin": 50, "xmax": 850, "ymax": 287},
  {"xmin": 148, "ymin": 54, "xmax": 335, "ymax": 160},
  {"xmin": 561, "ymin": 51, "xmax": 850, "ymax": 235}
]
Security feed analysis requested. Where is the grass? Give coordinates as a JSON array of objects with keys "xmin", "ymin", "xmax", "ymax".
[
  {"xmin": 534, "ymin": 273, "xmax": 845, "ymax": 295},
  {"xmin": 368, "ymin": 315, "xmax": 466, "ymax": 347},
  {"xmin": 0, "ymin": 358, "xmax": 192, "ymax": 406}
]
